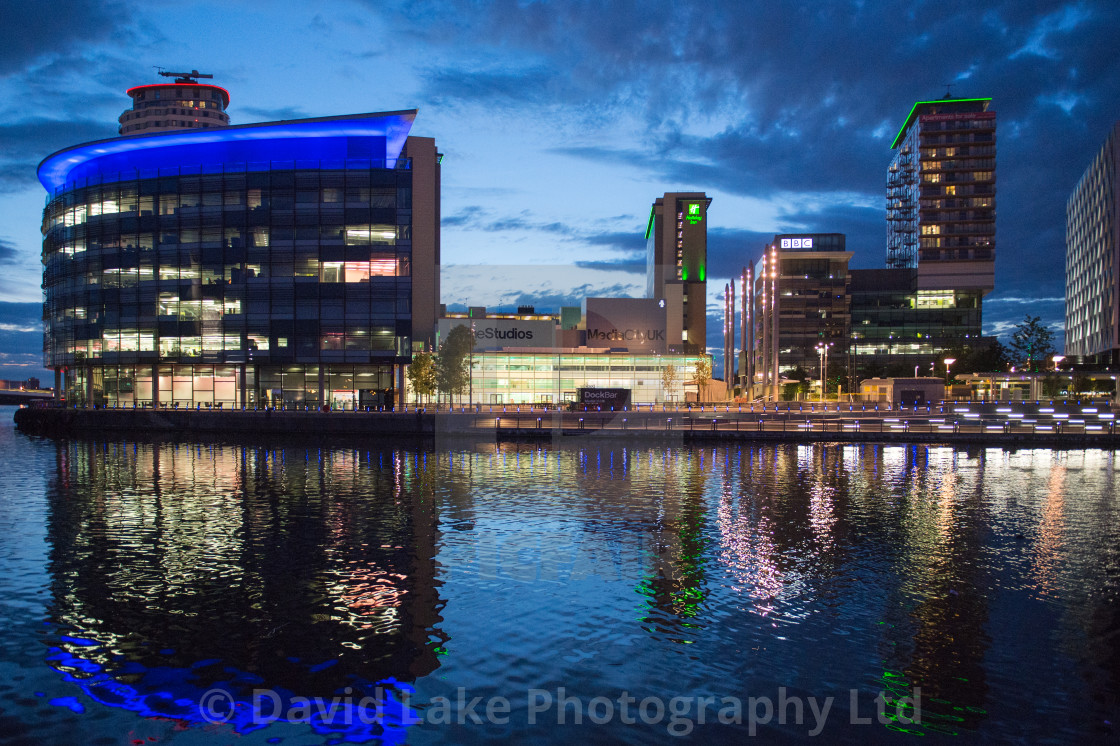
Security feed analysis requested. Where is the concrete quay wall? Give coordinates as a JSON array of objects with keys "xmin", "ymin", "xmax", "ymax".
[
  {"xmin": 13, "ymin": 407, "xmax": 1120, "ymax": 449},
  {"xmin": 13, "ymin": 406, "xmax": 441, "ymax": 437}
]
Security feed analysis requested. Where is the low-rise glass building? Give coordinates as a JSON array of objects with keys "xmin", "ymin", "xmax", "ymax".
[
  {"xmin": 413, "ymin": 350, "xmax": 702, "ymax": 406},
  {"xmin": 38, "ymin": 110, "xmax": 440, "ymax": 409},
  {"xmin": 849, "ymin": 268, "xmax": 983, "ymax": 378}
]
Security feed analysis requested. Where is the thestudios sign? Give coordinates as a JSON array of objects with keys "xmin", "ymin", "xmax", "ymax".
[{"xmin": 438, "ymin": 319, "xmax": 556, "ymax": 350}]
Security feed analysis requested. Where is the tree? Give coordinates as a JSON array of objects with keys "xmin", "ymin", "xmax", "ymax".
[
  {"xmin": 1041, "ymin": 374, "xmax": 1065, "ymax": 398},
  {"xmin": 435, "ymin": 325, "xmax": 474, "ymax": 404},
  {"xmin": 944, "ymin": 339, "xmax": 1010, "ymax": 375},
  {"xmin": 1009, "ymin": 315, "xmax": 1055, "ymax": 372},
  {"xmin": 407, "ymin": 351, "xmax": 437, "ymax": 405},
  {"xmin": 783, "ymin": 366, "xmax": 811, "ymax": 399},
  {"xmin": 661, "ymin": 363, "xmax": 678, "ymax": 403},
  {"xmin": 694, "ymin": 356, "xmax": 712, "ymax": 398},
  {"xmin": 1093, "ymin": 378, "xmax": 1115, "ymax": 394}
]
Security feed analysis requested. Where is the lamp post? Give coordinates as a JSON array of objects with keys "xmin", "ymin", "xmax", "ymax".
[
  {"xmin": 1052, "ymin": 355, "xmax": 1065, "ymax": 370},
  {"xmin": 943, "ymin": 357, "xmax": 956, "ymax": 388},
  {"xmin": 815, "ymin": 342, "xmax": 832, "ymax": 401}
]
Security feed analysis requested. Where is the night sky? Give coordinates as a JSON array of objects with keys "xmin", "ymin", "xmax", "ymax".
[{"xmin": 2, "ymin": 0, "xmax": 1118, "ymax": 380}]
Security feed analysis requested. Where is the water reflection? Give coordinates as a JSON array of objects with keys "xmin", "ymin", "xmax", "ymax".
[
  {"xmin": 45, "ymin": 439, "xmax": 447, "ymax": 739},
  {"xmin": 27, "ymin": 436, "xmax": 1120, "ymax": 742}
]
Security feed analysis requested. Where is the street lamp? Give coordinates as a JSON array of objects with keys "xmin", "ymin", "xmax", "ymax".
[
  {"xmin": 1052, "ymin": 355, "xmax": 1065, "ymax": 370},
  {"xmin": 815, "ymin": 342, "xmax": 832, "ymax": 401},
  {"xmin": 943, "ymin": 357, "xmax": 956, "ymax": 386}
]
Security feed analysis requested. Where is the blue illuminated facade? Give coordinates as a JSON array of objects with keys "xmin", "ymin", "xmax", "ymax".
[{"xmin": 39, "ymin": 111, "xmax": 441, "ymax": 409}]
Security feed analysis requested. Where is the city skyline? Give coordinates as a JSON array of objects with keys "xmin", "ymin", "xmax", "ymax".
[{"xmin": 3, "ymin": 0, "xmax": 1120, "ymax": 379}]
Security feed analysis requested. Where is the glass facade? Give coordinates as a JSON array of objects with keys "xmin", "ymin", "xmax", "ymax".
[
  {"xmin": 40, "ymin": 113, "xmax": 430, "ymax": 409},
  {"xmin": 1065, "ymin": 122, "xmax": 1120, "ymax": 363},
  {"xmin": 850, "ymin": 269, "xmax": 982, "ymax": 377},
  {"xmin": 747, "ymin": 235, "xmax": 852, "ymax": 396},
  {"xmin": 750, "ymin": 239, "xmax": 852, "ymax": 376},
  {"xmin": 426, "ymin": 352, "xmax": 702, "ymax": 405}
]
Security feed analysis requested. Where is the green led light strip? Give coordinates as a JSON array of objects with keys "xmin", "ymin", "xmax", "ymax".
[{"xmin": 891, "ymin": 98, "xmax": 992, "ymax": 149}]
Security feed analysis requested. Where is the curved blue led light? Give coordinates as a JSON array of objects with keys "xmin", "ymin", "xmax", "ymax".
[{"xmin": 38, "ymin": 110, "xmax": 418, "ymax": 194}]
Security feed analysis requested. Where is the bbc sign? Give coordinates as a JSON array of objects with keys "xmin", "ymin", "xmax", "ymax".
[{"xmin": 780, "ymin": 237, "xmax": 813, "ymax": 249}]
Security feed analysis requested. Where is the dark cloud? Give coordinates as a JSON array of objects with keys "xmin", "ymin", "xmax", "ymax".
[
  {"xmin": 238, "ymin": 105, "xmax": 311, "ymax": 123},
  {"xmin": 774, "ymin": 204, "xmax": 886, "ymax": 269},
  {"xmin": 0, "ymin": 118, "xmax": 118, "ymax": 192},
  {"xmin": 442, "ymin": 205, "xmax": 579, "ymax": 236},
  {"xmin": 380, "ymin": 0, "xmax": 1120, "ymax": 339},
  {"xmin": 573, "ymin": 259, "xmax": 644, "ymax": 274},
  {"xmin": 419, "ymin": 66, "xmax": 558, "ymax": 105},
  {"xmin": 487, "ymin": 217, "xmax": 575, "ymax": 235},
  {"xmin": 0, "ymin": 301, "xmax": 42, "ymax": 327},
  {"xmin": 441, "ymin": 205, "xmax": 487, "ymax": 227},
  {"xmin": 0, "ymin": 1, "xmax": 136, "ymax": 75},
  {"xmin": 983, "ymin": 296, "xmax": 1066, "ymax": 347},
  {"xmin": 0, "ymin": 353, "xmax": 50, "ymax": 383},
  {"xmin": 449, "ymin": 283, "xmax": 640, "ymax": 313},
  {"xmin": 0, "ymin": 238, "xmax": 18, "ymax": 264},
  {"xmin": 9, "ymin": 51, "xmax": 144, "ymax": 124},
  {"xmin": 507, "ymin": 290, "xmax": 588, "ymax": 309},
  {"xmin": 706, "ymin": 227, "xmax": 780, "ymax": 279},
  {"xmin": 0, "ymin": 302, "xmax": 45, "ymax": 380},
  {"xmin": 579, "ymin": 231, "xmax": 645, "ymax": 254}
]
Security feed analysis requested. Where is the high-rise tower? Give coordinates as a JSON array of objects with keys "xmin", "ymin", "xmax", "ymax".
[
  {"xmin": 1065, "ymin": 122, "xmax": 1120, "ymax": 365},
  {"xmin": 118, "ymin": 69, "xmax": 230, "ymax": 135},
  {"xmin": 887, "ymin": 96, "xmax": 996, "ymax": 295},
  {"xmin": 645, "ymin": 192, "xmax": 710, "ymax": 353}
]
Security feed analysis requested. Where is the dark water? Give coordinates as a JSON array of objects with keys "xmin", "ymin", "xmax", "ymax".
[{"xmin": 1, "ymin": 406, "xmax": 1118, "ymax": 744}]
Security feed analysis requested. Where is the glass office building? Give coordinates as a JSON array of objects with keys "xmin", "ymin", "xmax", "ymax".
[
  {"xmin": 748, "ymin": 234, "xmax": 853, "ymax": 382},
  {"xmin": 1065, "ymin": 122, "xmax": 1120, "ymax": 365},
  {"xmin": 849, "ymin": 268, "xmax": 982, "ymax": 378},
  {"xmin": 465, "ymin": 351, "xmax": 703, "ymax": 405},
  {"xmin": 38, "ymin": 110, "xmax": 440, "ymax": 409}
]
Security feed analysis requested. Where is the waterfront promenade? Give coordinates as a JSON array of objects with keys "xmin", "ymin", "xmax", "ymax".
[{"xmin": 14, "ymin": 400, "xmax": 1119, "ymax": 447}]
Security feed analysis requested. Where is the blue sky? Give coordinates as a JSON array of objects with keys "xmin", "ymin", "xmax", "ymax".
[{"xmin": 2, "ymin": 0, "xmax": 1118, "ymax": 380}]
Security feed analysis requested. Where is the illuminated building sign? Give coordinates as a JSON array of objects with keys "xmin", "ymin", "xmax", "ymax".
[
  {"xmin": 437, "ymin": 319, "xmax": 556, "ymax": 350},
  {"xmin": 685, "ymin": 203, "xmax": 703, "ymax": 225},
  {"xmin": 584, "ymin": 297, "xmax": 667, "ymax": 353},
  {"xmin": 780, "ymin": 237, "xmax": 814, "ymax": 249}
]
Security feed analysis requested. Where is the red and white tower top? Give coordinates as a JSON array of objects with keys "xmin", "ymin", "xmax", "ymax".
[{"xmin": 118, "ymin": 69, "xmax": 230, "ymax": 136}]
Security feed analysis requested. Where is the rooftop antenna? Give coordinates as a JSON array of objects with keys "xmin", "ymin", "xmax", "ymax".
[
  {"xmin": 158, "ymin": 69, "xmax": 214, "ymax": 84},
  {"xmin": 943, "ymin": 83, "xmax": 955, "ymax": 99}
]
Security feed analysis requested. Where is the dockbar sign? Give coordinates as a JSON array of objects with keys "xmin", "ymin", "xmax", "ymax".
[{"xmin": 578, "ymin": 387, "xmax": 631, "ymax": 410}]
